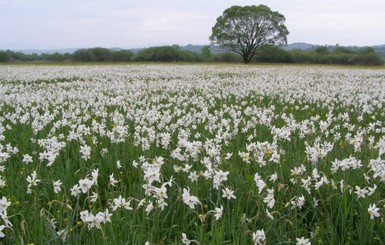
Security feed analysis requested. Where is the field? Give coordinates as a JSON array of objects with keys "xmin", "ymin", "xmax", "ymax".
[{"xmin": 0, "ymin": 64, "xmax": 385, "ymax": 244}]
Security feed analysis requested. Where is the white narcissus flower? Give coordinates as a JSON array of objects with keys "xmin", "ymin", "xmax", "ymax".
[
  {"xmin": 252, "ymin": 229, "xmax": 266, "ymax": 245},
  {"xmin": 0, "ymin": 225, "xmax": 5, "ymax": 238},
  {"xmin": 145, "ymin": 202, "xmax": 154, "ymax": 215},
  {"xmin": 368, "ymin": 204, "xmax": 380, "ymax": 219},
  {"xmin": 79, "ymin": 145, "xmax": 91, "ymax": 161},
  {"xmin": 214, "ymin": 206, "xmax": 223, "ymax": 220},
  {"xmin": 222, "ymin": 187, "xmax": 236, "ymax": 200},
  {"xmin": 22, "ymin": 154, "xmax": 33, "ymax": 164},
  {"xmin": 0, "ymin": 197, "xmax": 11, "ymax": 213},
  {"xmin": 182, "ymin": 188, "xmax": 201, "ymax": 209},
  {"xmin": 181, "ymin": 233, "xmax": 191, "ymax": 245},
  {"xmin": 26, "ymin": 170, "xmax": 41, "ymax": 194},
  {"xmin": 254, "ymin": 173, "xmax": 266, "ymax": 194},
  {"xmin": 296, "ymin": 237, "xmax": 311, "ymax": 245},
  {"xmin": 53, "ymin": 180, "xmax": 62, "ymax": 193},
  {"xmin": 263, "ymin": 188, "xmax": 275, "ymax": 208},
  {"xmin": 109, "ymin": 173, "xmax": 119, "ymax": 187},
  {"xmin": 112, "ymin": 195, "xmax": 133, "ymax": 211},
  {"xmin": 78, "ymin": 178, "xmax": 93, "ymax": 193},
  {"xmin": 70, "ymin": 184, "xmax": 81, "ymax": 197}
]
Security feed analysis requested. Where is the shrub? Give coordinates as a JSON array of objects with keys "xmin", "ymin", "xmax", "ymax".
[
  {"xmin": 213, "ymin": 52, "xmax": 243, "ymax": 63},
  {"xmin": 254, "ymin": 45, "xmax": 293, "ymax": 63},
  {"xmin": 0, "ymin": 50, "xmax": 10, "ymax": 62}
]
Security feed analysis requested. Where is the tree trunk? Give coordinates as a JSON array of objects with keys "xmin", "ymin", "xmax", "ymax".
[{"xmin": 242, "ymin": 53, "xmax": 251, "ymax": 64}]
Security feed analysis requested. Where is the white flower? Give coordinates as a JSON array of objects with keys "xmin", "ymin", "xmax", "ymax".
[
  {"xmin": 53, "ymin": 180, "xmax": 62, "ymax": 193},
  {"xmin": 222, "ymin": 187, "xmax": 236, "ymax": 200},
  {"xmin": 0, "ymin": 177, "xmax": 6, "ymax": 188},
  {"xmin": 214, "ymin": 206, "xmax": 223, "ymax": 220},
  {"xmin": 112, "ymin": 195, "xmax": 133, "ymax": 211},
  {"xmin": 354, "ymin": 186, "xmax": 368, "ymax": 199},
  {"xmin": 22, "ymin": 154, "xmax": 33, "ymax": 164},
  {"xmin": 188, "ymin": 171, "xmax": 199, "ymax": 183},
  {"xmin": 26, "ymin": 170, "xmax": 40, "ymax": 193},
  {"xmin": 78, "ymin": 178, "xmax": 93, "ymax": 193},
  {"xmin": 90, "ymin": 192, "xmax": 98, "ymax": 203},
  {"xmin": 95, "ymin": 209, "xmax": 112, "ymax": 224},
  {"xmin": 182, "ymin": 188, "xmax": 201, "ymax": 209},
  {"xmin": 254, "ymin": 173, "xmax": 266, "ymax": 194},
  {"xmin": 116, "ymin": 160, "xmax": 122, "ymax": 169},
  {"xmin": 263, "ymin": 189, "xmax": 275, "ymax": 208},
  {"xmin": 154, "ymin": 185, "xmax": 168, "ymax": 200},
  {"xmin": 91, "ymin": 168, "xmax": 99, "ymax": 184},
  {"xmin": 238, "ymin": 151, "xmax": 250, "ymax": 163},
  {"xmin": 297, "ymin": 195, "xmax": 306, "ymax": 209},
  {"xmin": 296, "ymin": 236, "xmax": 311, "ymax": 245},
  {"xmin": 368, "ymin": 204, "xmax": 380, "ymax": 219},
  {"xmin": 70, "ymin": 184, "xmax": 81, "ymax": 197},
  {"xmin": 79, "ymin": 145, "xmax": 91, "ymax": 161},
  {"xmin": 0, "ymin": 225, "xmax": 5, "ymax": 238},
  {"xmin": 109, "ymin": 173, "xmax": 119, "ymax": 187},
  {"xmin": 145, "ymin": 202, "xmax": 154, "ymax": 215},
  {"xmin": 0, "ymin": 197, "xmax": 11, "ymax": 213},
  {"xmin": 269, "ymin": 172, "xmax": 278, "ymax": 182},
  {"xmin": 182, "ymin": 233, "xmax": 191, "ymax": 245},
  {"xmin": 252, "ymin": 229, "xmax": 266, "ymax": 245},
  {"xmin": 213, "ymin": 170, "xmax": 229, "ymax": 189}
]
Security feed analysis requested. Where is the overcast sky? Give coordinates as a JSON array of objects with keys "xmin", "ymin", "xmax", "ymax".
[{"xmin": 1, "ymin": 0, "xmax": 384, "ymax": 49}]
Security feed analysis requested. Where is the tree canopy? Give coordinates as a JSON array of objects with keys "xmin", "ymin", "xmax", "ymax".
[{"xmin": 210, "ymin": 5, "xmax": 289, "ymax": 63}]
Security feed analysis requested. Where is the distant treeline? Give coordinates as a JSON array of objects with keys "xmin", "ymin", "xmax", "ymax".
[{"xmin": 0, "ymin": 45, "xmax": 383, "ymax": 66}]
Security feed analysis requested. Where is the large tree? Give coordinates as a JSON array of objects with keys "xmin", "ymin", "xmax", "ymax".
[{"xmin": 210, "ymin": 5, "xmax": 289, "ymax": 63}]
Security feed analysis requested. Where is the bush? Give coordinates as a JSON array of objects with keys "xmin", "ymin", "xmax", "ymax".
[
  {"xmin": 254, "ymin": 45, "xmax": 293, "ymax": 63},
  {"xmin": 351, "ymin": 53, "xmax": 384, "ymax": 66},
  {"xmin": 73, "ymin": 49, "xmax": 96, "ymax": 62},
  {"xmin": 0, "ymin": 51, "xmax": 10, "ymax": 62},
  {"xmin": 213, "ymin": 52, "xmax": 242, "ymax": 63},
  {"xmin": 47, "ymin": 53, "xmax": 70, "ymax": 62},
  {"xmin": 133, "ymin": 46, "xmax": 180, "ymax": 62},
  {"xmin": 108, "ymin": 50, "xmax": 133, "ymax": 62},
  {"xmin": 90, "ymin": 48, "xmax": 111, "ymax": 62},
  {"xmin": 289, "ymin": 50, "xmax": 316, "ymax": 64}
]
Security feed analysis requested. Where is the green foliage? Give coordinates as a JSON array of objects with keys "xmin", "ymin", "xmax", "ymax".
[
  {"xmin": 132, "ymin": 46, "xmax": 201, "ymax": 62},
  {"xmin": 254, "ymin": 45, "xmax": 293, "ymax": 63},
  {"xmin": 213, "ymin": 52, "xmax": 243, "ymax": 63},
  {"xmin": 73, "ymin": 49, "xmax": 96, "ymax": 62},
  {"xmin": 0, "ymin": 50, "xmax": 11, "ymax": 62},
  {"xmin": 201, "ymin": 45, "xmax": 212, "ymax": 60},
  {"xmin": 108, "ymin": 50, "xmax": 134, "ymax": 62},
  {"xmin": 46, "ymin": 52, "xmax": 71, "ymax": 62},
  {"xmin": 288, "ymin": 47, "xmax": 384, "ymax": 66},
  {"xmin": 210, "ymin": 5, "xmax": 289, "ymax": 63},
  {"xmin": 314, "ymin": 46, "xmax": 329, "ymax": 55},
  {"xmin": 1, "ymin": 44, "xmax": 383, "ymax": 66},
  {"xmin": 72, "ymin": 48, "xmax": 133, "ymax": 62},
  {"xmin": 91, "ymin": 47, "xmax": 112, "ymax": 62}
]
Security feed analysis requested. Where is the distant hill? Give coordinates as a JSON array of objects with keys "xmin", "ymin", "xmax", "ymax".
[
  {"xmin": 282, "ymin": 42, "xmax": 315, "ymax": 50},
  {"xmin": 11, "ymin": 48, "xmax": 78, "ymax": 55},
  {"xmin": 373, "ymin": 44, "xmax": 385, "ymax": 58}
]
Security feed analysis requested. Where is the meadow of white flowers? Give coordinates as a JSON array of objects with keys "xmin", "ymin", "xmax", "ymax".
[{"xmin": 0, "ymin": 64, "xmax": 385, "ymax": 244}]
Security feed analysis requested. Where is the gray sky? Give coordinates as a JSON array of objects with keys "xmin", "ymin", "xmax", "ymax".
[{"xmin": 1, "ymin": 0, "xmax": 384, "ymax": 49}]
